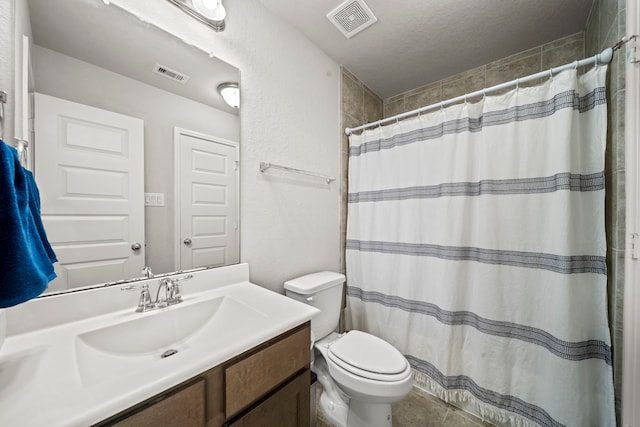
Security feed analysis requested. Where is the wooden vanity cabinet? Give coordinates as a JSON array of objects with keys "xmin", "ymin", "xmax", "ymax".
[
  {"xmin": 109, "ymin": 379, "xmax": 206, "ymax": 427},
  {"xmin": 95, "ymin": 322, "xmax": 311, "ymax": 427}
]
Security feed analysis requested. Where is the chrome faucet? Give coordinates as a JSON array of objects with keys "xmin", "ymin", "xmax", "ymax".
[
  {"xmin": 136, "ymin": 284, "xmax": 154, "ymax": 312},
  {"xmin": 167, "ymin": 278, "xmax": 183, "ymax": 304},
  {"xmin": 122, "ymin": 274, "xmax": 192, "ymax": 312},
  {"xmin": 121, "ymin": 283, "xmax": 155, "ymax": 312},
  {"xmin": 155, "ymin": 278, "xmax": 172, "ymax": 307},
  {"xmin": 157, "ymin": 275, "xmax": 192, "ymax": 306},
  {"xmin": 142, "ymin": 266, "xmax": 154, "ymax": 279}
]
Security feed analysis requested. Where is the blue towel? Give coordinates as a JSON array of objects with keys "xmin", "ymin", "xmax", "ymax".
[{"xmin": 0, "ymin": 141, "xmax": 57, "ymax": 308}]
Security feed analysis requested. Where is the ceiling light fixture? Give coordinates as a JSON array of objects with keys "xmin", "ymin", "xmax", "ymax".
[
  {"xmin": 192, "ymin": 0, "xmax": 226, "ymax": 21},
  {"xmin": 165, "ymin": 0, "xmax": 226, "ymax": 32},
  {"xmin": 217, "ymin": 82, "xmax": 240, "ymax": 109}
]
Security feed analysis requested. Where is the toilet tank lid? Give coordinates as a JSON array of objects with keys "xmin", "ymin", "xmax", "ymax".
[{"xmin": 284, "ymin": 271, "xmax": 346, "ymax": 294}]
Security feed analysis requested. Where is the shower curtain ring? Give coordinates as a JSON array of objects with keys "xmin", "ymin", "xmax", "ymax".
[
  {"xmin": 573, "ymin": 60, "xmax": 579, "ymax": 69},
  {"xmin": 516, "ymin": 78, "xmax": 519, "ymax": 90},
  {"xmin": 549, "ymin": 68, "xmax": 554, "ymax": 79}
]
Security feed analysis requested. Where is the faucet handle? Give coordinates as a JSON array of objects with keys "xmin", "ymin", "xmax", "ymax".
[
  {"xmin": 136, "ymin": 284, "xmax": 154, "ymax": 312},
  {"xmin": 141, "ymin": 266, "xmax": 154, "ymax": 279},
  {"xmin": 168, "ymin": 281, "xmax": 182, "ymax": 304},
  {"xmin": 121, "ymin": 283, "xmax": 155, "ymax": 312},
  {"xmin": 166, "ymin": 275, "xmax": 191, "ymax": 305}
]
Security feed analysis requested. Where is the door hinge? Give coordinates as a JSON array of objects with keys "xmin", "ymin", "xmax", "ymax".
[
  {"xmin": 235, "ymin": 160, "xmax": 239, "ymax": 171},
  {"xmin": 631, "ymin": 233, "xmax": 639, "ymax": 260}
]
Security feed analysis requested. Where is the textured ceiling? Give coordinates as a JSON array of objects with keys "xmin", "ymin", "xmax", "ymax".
[{"xmin": 258, "ymin": 0, "xmax": 594, "ymax": 98}]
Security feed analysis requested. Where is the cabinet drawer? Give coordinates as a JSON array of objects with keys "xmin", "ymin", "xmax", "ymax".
[
  {"xmin": 228, "ymin": 370, "xmax": 310, "ymax": 427},
  {"xmin": 225, "ymin": 324, "xmax": 310, "ymax": 418},
  {"xmin": 109, "ymin": 379, "xmax": 205, "ymax": 427}
]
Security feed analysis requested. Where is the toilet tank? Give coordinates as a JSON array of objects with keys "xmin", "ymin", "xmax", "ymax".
[{"xmin": 284, "ymin": 271, "xmax": 345, "ymax": 340}]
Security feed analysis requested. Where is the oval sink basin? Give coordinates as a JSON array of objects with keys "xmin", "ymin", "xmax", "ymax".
[{"xmin": 74, "ymin": 295, "xmax": 266, "ymax": 386}]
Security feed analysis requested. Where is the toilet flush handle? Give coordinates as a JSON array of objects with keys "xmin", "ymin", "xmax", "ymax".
[{"xmin": 306, "ymin": 296, "xmax": 314, "ymax": 302}]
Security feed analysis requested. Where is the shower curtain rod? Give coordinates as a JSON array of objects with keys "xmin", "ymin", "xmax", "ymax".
[{"xmin": 345, "ymin": 47, "xmax": 614, "ymax": 136}]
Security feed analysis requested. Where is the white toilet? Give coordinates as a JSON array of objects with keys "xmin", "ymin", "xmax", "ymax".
[{"xmin": 285, "ymin": 272, "xmax": 413, "ymax": 427}]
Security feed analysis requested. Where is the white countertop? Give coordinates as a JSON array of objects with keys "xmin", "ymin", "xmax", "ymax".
[{"xmin": 0, "ymin": 264, "xmax": 319, "ymax": 427}]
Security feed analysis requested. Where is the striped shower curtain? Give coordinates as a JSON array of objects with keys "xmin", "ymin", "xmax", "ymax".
[{"xmin": 346, "ymin": 67, "xmax": 615, "ymax": 427}]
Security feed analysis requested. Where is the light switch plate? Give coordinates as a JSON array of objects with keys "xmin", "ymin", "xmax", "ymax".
[{"xmin": 144, "ymin": 192, "xmax": 165, "ymax": 207}]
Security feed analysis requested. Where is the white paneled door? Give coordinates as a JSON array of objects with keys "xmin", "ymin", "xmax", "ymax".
[
  {"xmin": 34, "ymin": 93, "xmax": 144, "ymax": 292},
  {"xmin": 175, "ymin": 128, "xmax": 239, "ymax": 270}
]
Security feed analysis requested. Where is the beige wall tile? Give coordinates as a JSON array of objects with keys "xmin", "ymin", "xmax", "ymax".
[
  {"xmin": 618, "ymin": 9, "xmax": 626, "ymax": 92},
  {"xmin": 600, "ymin": 0, "xmax": 619, "ymax": 39},
  {"xmin": 586, "ymin": 1, "xmax": 600, "ymax": 56},
  {"xmin": 602, "ymin": 15, "xmax": 620, "ymax": 53},
  {"xmin": 342, "ymin": 73, "xmax": 364, "ymax": 122},
  {"xmin": 405, "ymin": 82, "xmax": 441, "ymax": 112},
  {"xmin": 384, "ymin": 97, "xmax": 405, "ymax": 118},
  {"xmin": 441, "ymin": 66, "xmax": 486, "ymax": 101},
  {"xmin": 364, "ymin": 87, "xmax": 383, "ymax": 122},
  {"xmin": 542, "ymin": 38, "xmax": 584, "ymax": 69},
  {"xmin": 341, "ymin": 66, "xmax": 360, "ymax": 85},
  {"xmin": 488, "ymin": 46, "xmax": 540, "ymax": 70},
  {"xmin": 485, "ymin": 53, "xmax": 541, "ymax": 87},
  {"xmin": 543, "ymin": 32, "xmax": 584, "ymax": 51},
  {"xmin": 612, "ymin": 89, "xmax": 625, "ymax": 173}
]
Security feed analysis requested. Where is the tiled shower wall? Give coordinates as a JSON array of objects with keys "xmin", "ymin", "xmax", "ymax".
[
  {"xmin": 381, "ymin": 32, "xmax": 585, "ymax": 117},
  {"xmin": 340, "ymin": 3, "xmax": 627, "ymax": 421},
  {"xmin": 586, "ymin": 0, "xmax": 626, "ymax": 421}
]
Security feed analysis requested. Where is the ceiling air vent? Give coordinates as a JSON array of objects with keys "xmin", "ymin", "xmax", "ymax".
[
  {"xmin": 152, "ymin": 64, "xmax": 190, "ymax": 84},
  {"xmin": 327, "ymin": 0, "xmax": 378, "ymax": 39}
]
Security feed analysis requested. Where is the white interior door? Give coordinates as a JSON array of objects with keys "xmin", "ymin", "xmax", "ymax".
[
  {"xmin": 15, "ymin": 34, "xmax": 32, "ymax": 170},
  {"xmin": 176, "ymin": 128, "xmax": 239, "ymax": 270},
  {"xmin": 34, "ymin": 93, "xmax": 145, "ymax": 292}
]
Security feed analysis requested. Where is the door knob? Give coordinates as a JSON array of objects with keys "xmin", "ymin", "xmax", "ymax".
[
  {"xmin": 131, "ymin": 242, "xmax": 142, "ymax": 251},
  {"xmin": 183, "ymin": 238, "xmax": 192, "ymax": 246}
]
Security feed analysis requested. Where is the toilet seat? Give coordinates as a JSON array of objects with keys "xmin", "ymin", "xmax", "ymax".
[{"xmin": 327, "ymin": 331, "xmax": 410, "ymax": 382}]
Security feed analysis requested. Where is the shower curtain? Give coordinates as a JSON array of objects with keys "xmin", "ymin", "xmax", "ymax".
[{"xmin": 346, "ymin": 66, "xmax": 615, "ymax": 427}]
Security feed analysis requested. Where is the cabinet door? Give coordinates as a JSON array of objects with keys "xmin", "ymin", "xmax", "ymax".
[
  {"xmin": 110, "ymin": 379, "xmax": 205, "ymax": 427},
  {"xmin": 225, "ymin": 325, "xmax": 310, "ymax": 417},
  {"xmin": 228, "ymin": 370, "xmax": 310, "ymax": 427}
]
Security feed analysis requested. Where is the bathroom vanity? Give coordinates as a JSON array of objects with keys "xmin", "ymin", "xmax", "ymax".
[
  {"xmin": 0, "ymin": 264, "xmax": 318, "ymax": 427},
  {"xmin": 98, "ymin": 322, "xmax": 310, "ymax": 427}
]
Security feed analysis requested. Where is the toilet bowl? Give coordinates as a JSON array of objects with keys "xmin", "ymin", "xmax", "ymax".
[
  {"xmin": 319, "ymin": 331, "xmax": 413, "ymax": 402},
  {"xmin": 285, "ymin": 272, "xmax": 413, "ymax": 427}
]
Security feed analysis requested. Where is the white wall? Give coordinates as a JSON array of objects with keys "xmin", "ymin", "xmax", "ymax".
[
  {"xmin": 1, "ymin": 0, "xmax": 14, "ymax": 143},
  {"xmin": 13, "ymin": 0, "xmax": 32, "ymax": 146},
  {"xmin": 32, "ymin": 45, "xmax": 240, "ymax": 276},
  {"xmin": 111, "ymin": 1, "xmax": 342, "ymax": 292}
]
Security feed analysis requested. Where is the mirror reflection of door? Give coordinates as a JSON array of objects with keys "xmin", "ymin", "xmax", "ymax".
[
  {"xmin": 34, "ymin": 93, "xmax": 145, "ymax": 292},
  {"xmin": 175, "ymin": 128, "xmax": 239, "ymax": 270}
]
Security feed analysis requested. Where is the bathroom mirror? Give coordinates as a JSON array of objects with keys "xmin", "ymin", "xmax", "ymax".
[{"xmin": 16, "ymin": 0, "xmax": 241, "ymax": 295}]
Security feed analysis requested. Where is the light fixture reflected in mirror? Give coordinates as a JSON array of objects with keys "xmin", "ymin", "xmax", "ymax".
[
  {"xmin": 193, "ymin": 0, "xmax": 226, "ymax": 20},
  {"xmin": 218, "ymin": 83, "xmax": 240, "ymax": 109},
  {"xmin": 166, "ymin": 0, "xmax": 226, "ymax": 32}
]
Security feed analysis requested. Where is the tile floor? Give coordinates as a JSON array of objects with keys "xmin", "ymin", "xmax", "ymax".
[{"xmin": 316, "ymin": 385, "xmax": 493, "ymax": 427}]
